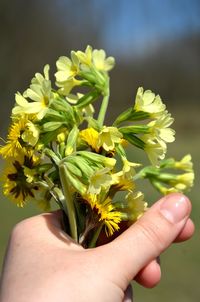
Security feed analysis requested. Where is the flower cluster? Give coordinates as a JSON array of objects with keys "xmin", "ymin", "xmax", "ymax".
[{"xmin": 0, "ymin": 46, "xmax": 194, "ymax": 247}]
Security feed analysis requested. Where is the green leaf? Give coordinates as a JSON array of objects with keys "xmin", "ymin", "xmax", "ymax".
[
  {"xmin": 75, "ymin": 90, "xmax": 100, "ymax": 108},
  {"xmin": 42, "ymin": 121, "xmax": 63, "ymax": 132},
  {"xmin": 122, "ymin": 133, "xmax": 145, "ymax": 149},
  {"xmin": 119, "ymin": 125, "xmax": 150, "ymax": 134}
]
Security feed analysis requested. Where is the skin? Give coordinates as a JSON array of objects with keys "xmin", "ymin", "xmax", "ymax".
[{"xmin": 0, "ymin": 193, "xmax": 194, "ymax": 302}]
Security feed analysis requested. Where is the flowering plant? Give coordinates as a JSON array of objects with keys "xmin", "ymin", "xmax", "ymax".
[{"xmin": 0, "ymin": 46, "xmax": 194, "ymax": 247}]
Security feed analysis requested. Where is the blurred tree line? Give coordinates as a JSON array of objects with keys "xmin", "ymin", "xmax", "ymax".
[{"xmin": 0, "ymin": 0, "xmax": 199, "ymax": 134}]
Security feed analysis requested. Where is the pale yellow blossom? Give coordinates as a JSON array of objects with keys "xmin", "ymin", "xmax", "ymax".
[
  {"xmin": 125, "ymin": 191, "xmax": 147, "ymax": 221},
  {"xmin": 175, "ymin": 154, "xmax": 193, "ymax": 172},
  {"xmin": 134, "ymin": 87, "xmax": 166, "ymax": 118},
  {"xmin": 88, "ymin": 168, "xmax": 113, "ymax": 194},
  {"xmin": 97, "ymin": 126, "xmax": 122, "ymax": 151}
]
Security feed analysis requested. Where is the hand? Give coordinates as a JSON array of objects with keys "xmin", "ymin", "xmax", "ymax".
[{"xmin": 0, "ymin": 193, "xmax": 194, "ymax": 302}]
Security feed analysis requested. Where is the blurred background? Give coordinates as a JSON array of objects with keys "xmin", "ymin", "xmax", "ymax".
[{"xmin": 0, "ymin": 0, "xmax": 199, "ymax": 301}]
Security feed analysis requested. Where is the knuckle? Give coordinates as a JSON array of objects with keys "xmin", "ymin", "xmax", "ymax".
[{"xmin": 136, "ymin": 220, "xmax": 167, "ymax": 253}]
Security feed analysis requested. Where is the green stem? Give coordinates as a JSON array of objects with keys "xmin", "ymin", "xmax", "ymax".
[
  {"xmin": 88, "ymin": 224, "xmax": 103, "ymax": 248},
  {"xmin": 133, "ymin": 168, "xmax": 148, "ymax": 181},
  {"xmin": 97, "ymin": 79, "xmax": 110, "ymax": 127},
  {"xmin": 59, "ymin": 164, "xmax": 78, "ymax": 242}
]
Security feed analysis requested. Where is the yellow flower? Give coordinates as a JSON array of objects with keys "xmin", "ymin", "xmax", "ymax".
[
  {"xmin": 80, "ymin": 128, "xmax": 99, "ymax": 152},
  {"xmin": 175, "ymin": 154, "xmax": 193, "ymax": 172},
  {"xmin": 84, "ymin": 194, "xmax": 122, "ymax": 236},
  {"xmin": 134, "ymin": 87, "xmax": 166, "ymax": 118},
  {"xmin": 143, "ymin": 138, "xmax": 166, "ymax": 166},
  {"xmin": 74, "ymin": 46, "xmax": 115, "ymax": 72},
  {"xmin": 55, "ymin": 55, "xmax": 81, "ymax": 95},
  {"xmin": 175, "ymin": 172, "xmax": 194, "ymax": 191},
  {"xmin": 57, "ymin": 78, "xmax": 81, "ymax": 96},
  {"xmin": 159, "ymin": 187, "xmax": 179, "ymax": 195},
  {"xmin": 122, "ymin": 158, "xmax": 141, "ymax": 179},
  {"xmin": 13, "ymin": 66, "xmax": 53, "ymax": 120},
  {"xmin": 147, "ymin": 112, "xmax": 175, "ymax": 144},
  {"xmin": 111, "ymin": 173, "xmax": 135, "ymax": 192},
  {"xmin": 125, "ymin": 191, "xmax": 147, "ymax": 221},
  {"xmin": 88, "ymin": 168, "xmax": 113, "ymax": 194},
  {"xmin": 21, "ymin": 121, "xmax": 40, "ymax": 147},
  {"xmin": 97, "ymin": 126, "xmax": 122, "ymax": 152},
  {"xmin": 13, "ymin": 88, "xmax": 51, "ymax": 120},
  {"xmin": 73, "ymin": 45, "xmax": 92, "ymax": 66},
  {"xmin": 2, "ymin": 154, "xmax": 40, "ymax": 207},
  {"xmin": 55, "ymin": 55, "xmax": 79, "ymax": 82},
  {"xmin": 92, "ymin": 49, "xmax": 115, "ymax": 71},
  {"xmin": 31, "ymin": 64, "xmax": 50, "ymax": 84},
  {"xmin": 0, "ymin": 117, "xmax": 37, "ymax": 158}
]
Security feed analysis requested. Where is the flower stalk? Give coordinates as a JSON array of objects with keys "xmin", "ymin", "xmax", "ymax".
[{"xmin": 59, "ymin": 164, "xmax": 78, "ymax": 241}]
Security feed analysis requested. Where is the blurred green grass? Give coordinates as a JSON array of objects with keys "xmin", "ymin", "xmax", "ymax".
[
  {"xmin": 0, "ymin": 111, "xmax": 200, "ymax": 301},
  {"xmin": 133, "ymin": 132, "xmax": 200, "ymax": 302}
]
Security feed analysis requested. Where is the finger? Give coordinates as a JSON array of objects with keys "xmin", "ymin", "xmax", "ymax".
[
  {"xmin": 135, "ymin": 259, "xmax": 161, "ymax": 288},
  {"xmin": 174, "ymin": 218, "xmax": 195, "ymax": 243},
  {"xmin": 100, "ymin": 193, "xmax": 192, "ymax": 290},
  {"xmin": 134, "ymin": 218, "xmax": 194, "ymax": 287}
]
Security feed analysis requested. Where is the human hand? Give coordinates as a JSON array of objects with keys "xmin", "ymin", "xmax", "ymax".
[{"xmin": 0, "ymin": 193, "xmax": 194, "ymax": 302}]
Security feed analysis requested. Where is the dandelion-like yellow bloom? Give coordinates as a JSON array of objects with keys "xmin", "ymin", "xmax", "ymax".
[
  {"xmin": 2, "ymin": 154, "xmax": 40, "ymax": 207},
  {"xmin": 84, "ymin": 194, "xmax": 122, "ymax": 236},
  {"xmin": 0, "ymin": 117, "xmax": 38, "ymax": 158},
  {"xmin": 80, "ymin": 128, "xmax": 99, "ymax": 152}
]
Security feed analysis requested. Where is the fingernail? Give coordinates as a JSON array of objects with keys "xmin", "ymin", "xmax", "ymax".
[{"xmin": 160, "ymin": 193, "xmax": 190, "ymax": 223}]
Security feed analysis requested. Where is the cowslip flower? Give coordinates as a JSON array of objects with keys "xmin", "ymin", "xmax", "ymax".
[
  {"xmin": 174, "ymin": 173, "xmax": 194, "ymax": 191},
  {"xmin": 55, "ymin": 55, "xmax": 79, "ymax": 82},
  {"xmin": 88, "ymin": 167, "xmax": 113, "ymax": 194},
  {"xmin": 55, "ymin": 54, "xmax": 82, "ymax": 95},
  {"xmin": 134, "ymin": 87, "xmax": 166, "ymax": 118},
  {"xmin": 122, "ymin": 158, "xmax": 141, "ymax": 179},
  {"xmin": 97, "ymin": 126, "xmax": 122, "ymax": 152},
  {"xmin": 124, "ymin": 191, "xmax": 147, "ymax": 221},
  {"xmin": 174, "ymin": 154, "xmax": 193, "ymax": 172},
  {"xmin": 13, "ymin": 81, "xmax": 53, "ymax": 121},
  {"xmin": 143, "ymin": 138, "xmax": 166, "ymax": 166},
  {"xmin": 92, "ymin": 49, "xmax": 115, "ymax": 72},
  {"xmin": 147, "ymin": 112, "xmax": 175, "ymax": 145}
]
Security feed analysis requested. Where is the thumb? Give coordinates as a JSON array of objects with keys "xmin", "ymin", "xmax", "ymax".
[{"xmin": 100, "ymin": 193, "xmax": 191, "ymax": 289}]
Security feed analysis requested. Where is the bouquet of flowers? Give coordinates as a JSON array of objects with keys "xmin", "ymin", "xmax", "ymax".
[{"xmin": 0, "ymin": 46, "xmax": 194, "ymax": 248}]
